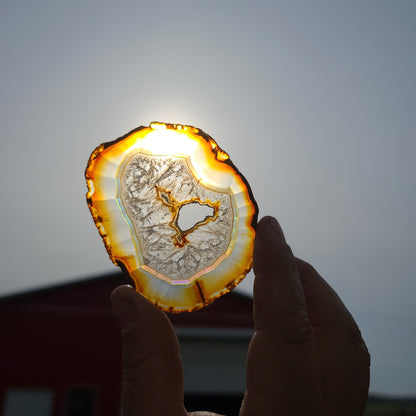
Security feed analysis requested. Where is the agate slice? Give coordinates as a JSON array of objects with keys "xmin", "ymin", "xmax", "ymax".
[{"xmin": 85, "ymin": 122, "xmax": 258, "ymax": 312}]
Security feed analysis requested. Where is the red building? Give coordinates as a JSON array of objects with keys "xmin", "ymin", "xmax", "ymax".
[{"xmin": 0, "ymin": 272, "xmax": 253, "ymax": 416}]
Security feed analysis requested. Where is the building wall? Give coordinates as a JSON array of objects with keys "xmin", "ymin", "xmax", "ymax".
[
  {"xmin": 0, "ymin": 306, "xmax": 122, "ymax": 416},
  {"xmin": 0, "ymin": 274, "xmax": 254, "ymax": 416},
  {"xmin": 178, "ymin": 328, "xmax": 253, "ymax": 394}
]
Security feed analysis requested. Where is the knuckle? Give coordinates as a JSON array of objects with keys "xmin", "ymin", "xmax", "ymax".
[
  {"xmin": 338, "ymin": 315, "xmax": 365, "ymax": 343},
  {"xmin": 296, "ymin": 258, "xmax": 317, "ymax": 275},
  {"xmin": 333, "ymin": 315, "xmax": 371, "ymax": 368},
  {"xmin": 278, "ymin": 307, "xmax": 314, "ymax": 346},
  {"xmin": 122, "ymin": 349, "xmax": 153, "ymax": 385}
]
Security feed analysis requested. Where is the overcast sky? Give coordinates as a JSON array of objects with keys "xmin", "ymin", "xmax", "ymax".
[{"xmin": 1, "ymin": 0, "xmax": 415, "ymax": 396}]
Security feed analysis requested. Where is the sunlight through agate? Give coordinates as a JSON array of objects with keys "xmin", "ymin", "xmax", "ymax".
[{"xmin": 85, "ymin": 122, "xmax": 258, "ymax": 312}]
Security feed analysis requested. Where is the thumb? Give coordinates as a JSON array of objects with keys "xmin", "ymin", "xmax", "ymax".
[{"xmin": 111, "ymin": 285, "xmax": 186, "ymax": 416}]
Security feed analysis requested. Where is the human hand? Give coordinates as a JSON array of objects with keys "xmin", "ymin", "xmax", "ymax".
[
  {"xmin": 240, "ymin": 216, "xmax": 370, "ymax": 416},
  {"xmin": 111, "ymin": 216, "xmax": 370, "ymax": 416}
]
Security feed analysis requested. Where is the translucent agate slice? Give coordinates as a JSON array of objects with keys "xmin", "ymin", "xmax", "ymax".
[{"xmin": 85, "ymin": 122, "xmax": 258, "ymax": 312}]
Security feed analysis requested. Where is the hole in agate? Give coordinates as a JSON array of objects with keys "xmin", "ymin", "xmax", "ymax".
[
  {"xmin": 154, "ymin": 185, "xmax": 220, "ymax": 248},
  {"xmin": 177, "ymin": 202, "xmax": 215, "ymax": 232}
]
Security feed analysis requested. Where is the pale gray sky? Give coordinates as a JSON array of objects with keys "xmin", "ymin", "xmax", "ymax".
[{"xmin": 1, "ymin": 0, "xmax": 415, "ymax": 396}]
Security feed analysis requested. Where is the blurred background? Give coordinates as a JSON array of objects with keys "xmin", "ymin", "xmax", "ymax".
[{"xmin": 1, "ymin": 0, "xmax": 415, "ymax": 414}]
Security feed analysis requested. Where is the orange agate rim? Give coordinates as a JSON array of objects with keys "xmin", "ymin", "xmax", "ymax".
[{"xmin": 85, "ymin": 122, "xmax": 258, "ymax": 312}]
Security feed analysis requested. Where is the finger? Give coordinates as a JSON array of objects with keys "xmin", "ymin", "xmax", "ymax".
[
  {"xmin": 253, "ymin": 217, "xmax": 308, "ymax": 335},
  {"xmin": 111, "ymin": 285, "xmax": 186, "ymax": 416},
  {"xmin": 296, "ymin": 258, "xmax": 370, "ymax": 369},
  {"xmin": 295, "ymin": 258, "xmax": 354, "ymax": 327},
  {"xmin": 296, "ymin": 259, "xmax": 371, "ymax": 415},
  {"xmin": 241, "ymin": 216, "xmax": 323, "ymax": 416}
]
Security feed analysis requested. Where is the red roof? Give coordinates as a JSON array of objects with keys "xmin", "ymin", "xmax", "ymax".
[{"xmin": 0, "ymin": 271, "xmax": 254, "ymax": 328}]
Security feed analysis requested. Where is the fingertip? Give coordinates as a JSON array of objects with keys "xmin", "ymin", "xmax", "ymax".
[
  {"xmin": 254, "ymin": 216, "xmax": 288, "ymax": 276},
  {"xmin": 111, "ymin": 284, "xmax": 134, "ymax": 301},
  {"xmin": 111, "ymin": 284, "xmax": 135, "ymax": 307},
  {"xmin": 111, "ymin": 285, "xmax": 143, "ymax": 328},
  {"xmin": 256, "ymin": 216, "xmax": 286, "ymax": 242}
]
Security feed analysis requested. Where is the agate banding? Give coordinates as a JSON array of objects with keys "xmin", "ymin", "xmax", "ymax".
[{"xmin": 85, "ymin": 122, "xmax": 258, "ymax": 312}]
